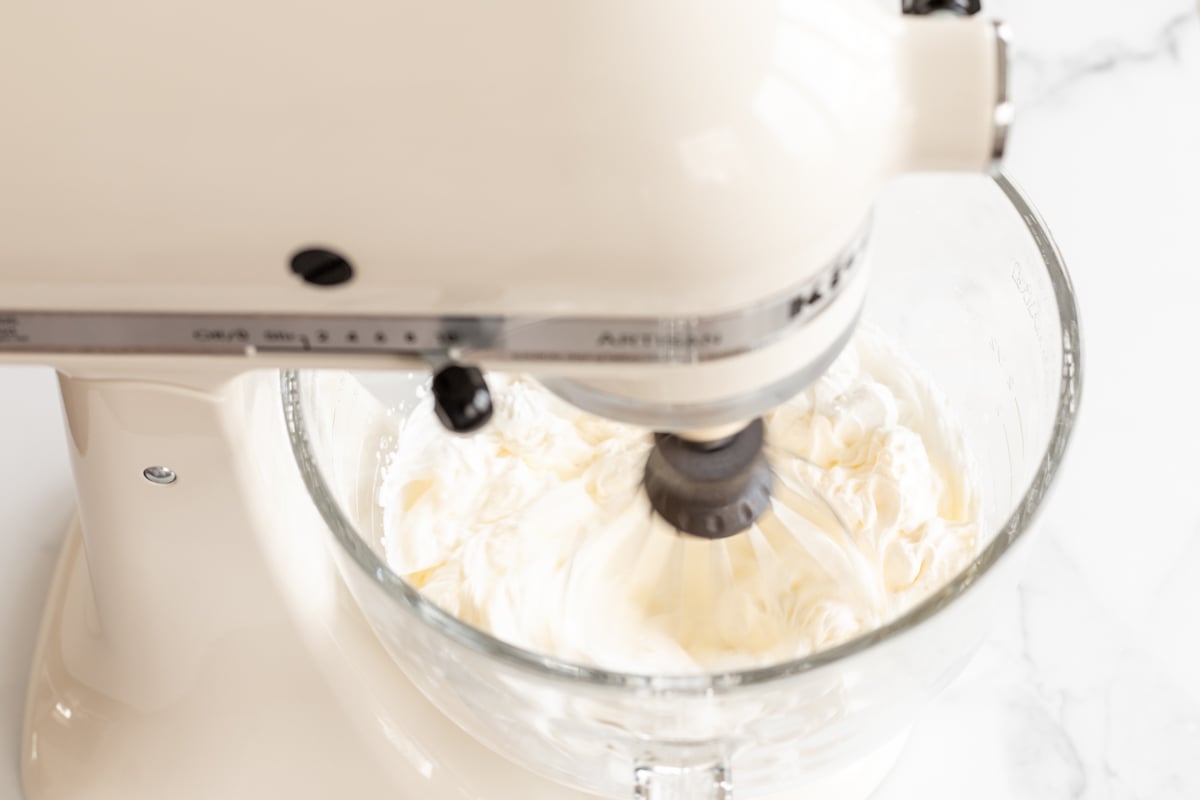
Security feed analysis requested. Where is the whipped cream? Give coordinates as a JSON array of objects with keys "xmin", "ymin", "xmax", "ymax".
[{"xmin": 379, "ymin": 329, "xmax": 979, "ymax": 673}]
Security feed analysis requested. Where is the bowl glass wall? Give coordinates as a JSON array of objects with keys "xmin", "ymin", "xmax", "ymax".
[{"xmin": 281, "ymin": 174, "xmax": 1080, "ymax": 798}]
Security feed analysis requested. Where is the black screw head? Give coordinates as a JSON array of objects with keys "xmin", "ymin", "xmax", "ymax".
[
  {"xmin": 432, "ymin": 365, "xmax": 493, "ymax": 434},
  {"xmin": 290, "ymin": 248, "xmax": 354, "ymax": 287}
]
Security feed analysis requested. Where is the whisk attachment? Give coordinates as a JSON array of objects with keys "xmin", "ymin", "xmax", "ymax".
[{"xmin": 643, "ymin": 419, "xmax": 773, "ymax": 539}]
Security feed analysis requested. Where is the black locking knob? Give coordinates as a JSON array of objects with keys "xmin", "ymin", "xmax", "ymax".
[
  {"xmin": 432, "ymin": 365, "xmax": 493, "ymax": 434},
  {"xmin": 902, "ymin": 0, "xmax": 981, "ymax": 15}
]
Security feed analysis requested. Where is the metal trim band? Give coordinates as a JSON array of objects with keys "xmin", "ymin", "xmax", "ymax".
[
  {"xmin": 539, "ymin": 312, "xmax": 859, "ymax": 429},
  {"xmin": 990, "ymin": 21, "xmax": 1013, "ymax": 169},
  {"xmin": 0, "ymin": 227, "xmax": 866, "ymax": 366}
]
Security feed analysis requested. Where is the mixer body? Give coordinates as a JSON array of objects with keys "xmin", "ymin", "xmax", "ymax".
[
  {"xmin": 1, "ymin": 0, "xmax": 1015, "ymax": 797},
  {"xmin": 0, "ymin": 0, "xmax": 1007, "ymax": 425}
]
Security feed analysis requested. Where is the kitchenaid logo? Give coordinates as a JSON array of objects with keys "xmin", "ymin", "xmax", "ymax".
[
  {"xmin": 595, "ymin": 330, "xmax": 723, "ymax": 350},
  {"xmin": 790, "ymin": 251, "xmax": 855, "ymax": 320}
]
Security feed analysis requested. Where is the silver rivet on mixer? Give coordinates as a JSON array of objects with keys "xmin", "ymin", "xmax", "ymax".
[{"xmin": 142, "ymin": 466, "xmax": 177, "ymax": 485}]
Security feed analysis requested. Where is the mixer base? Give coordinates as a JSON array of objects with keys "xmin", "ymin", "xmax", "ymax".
[
  {"xmin": 19, "ymin": 518, "xmax": 392, "ymax": 800},
  {"xmin": 19, "ymin": 518, "xmax": 907, "ymax": 800}
]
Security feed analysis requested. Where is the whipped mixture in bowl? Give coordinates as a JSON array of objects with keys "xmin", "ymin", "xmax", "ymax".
[{"xmin": 379, "ymin": 328, "xmax": 979, "ymax": 674}]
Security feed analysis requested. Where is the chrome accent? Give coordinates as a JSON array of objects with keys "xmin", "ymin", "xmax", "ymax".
[
  {"xmin": 0, "ymin": 225, "xmax": 867, "ymax": 366},
  {"xmin": 990, "ymin": 21, "xmax": 1013, "ymax": 171},
  {"xmin": 142, "ymin": 466, "xmax": 177, "ymax": 485}
]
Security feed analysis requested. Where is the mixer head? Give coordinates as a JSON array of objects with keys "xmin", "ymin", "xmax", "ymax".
[{"xmin": 0, "ymin": 0, "xmax": 1009, "ymax": 538}]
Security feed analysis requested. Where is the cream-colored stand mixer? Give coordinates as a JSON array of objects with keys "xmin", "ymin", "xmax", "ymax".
[{"xmin": 1, "ymin": 1, "xmax": 1016, "ymax": 797}]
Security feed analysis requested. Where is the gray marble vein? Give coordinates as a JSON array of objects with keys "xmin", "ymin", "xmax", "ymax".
[{"xmin": 1015, "ymin": 5, "xmax": 1199, "ymax": 107}]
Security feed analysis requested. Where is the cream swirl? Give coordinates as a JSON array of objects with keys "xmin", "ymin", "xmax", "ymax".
[{"xmin": 379, "ymin": 329, "xmax": 979, "ymax": 673}]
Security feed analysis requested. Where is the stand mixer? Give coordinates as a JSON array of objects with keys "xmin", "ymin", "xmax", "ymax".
[{"xmin": 0, "ymin": 1, "xmax": 1080, "ymax": 798}]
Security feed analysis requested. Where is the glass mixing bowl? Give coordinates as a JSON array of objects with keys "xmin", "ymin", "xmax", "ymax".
[{"xmin": 281, "ymin": 173, "xmax": 1080, "ymax": 799}]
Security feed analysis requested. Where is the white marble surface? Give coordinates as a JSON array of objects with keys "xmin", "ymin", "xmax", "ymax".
[{"xmin": 2, "ymin": 1, "xmax": 1199, "ymax": 798}]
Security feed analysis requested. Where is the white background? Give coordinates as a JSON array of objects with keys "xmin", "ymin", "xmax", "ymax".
[{"xmin": 3, "ymin": 1, "xmax": 1199, "ymax": 797}]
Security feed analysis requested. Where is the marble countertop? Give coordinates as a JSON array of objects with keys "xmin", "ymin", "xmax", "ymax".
[{"xmin": 3, "ymin": 1, "xmax": 1199, "ymax": 797}]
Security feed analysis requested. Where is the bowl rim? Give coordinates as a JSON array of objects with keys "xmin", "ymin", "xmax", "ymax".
[{"xmin": 280, "ymin": 172, "xmax": 1082, "ymax": 694}]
